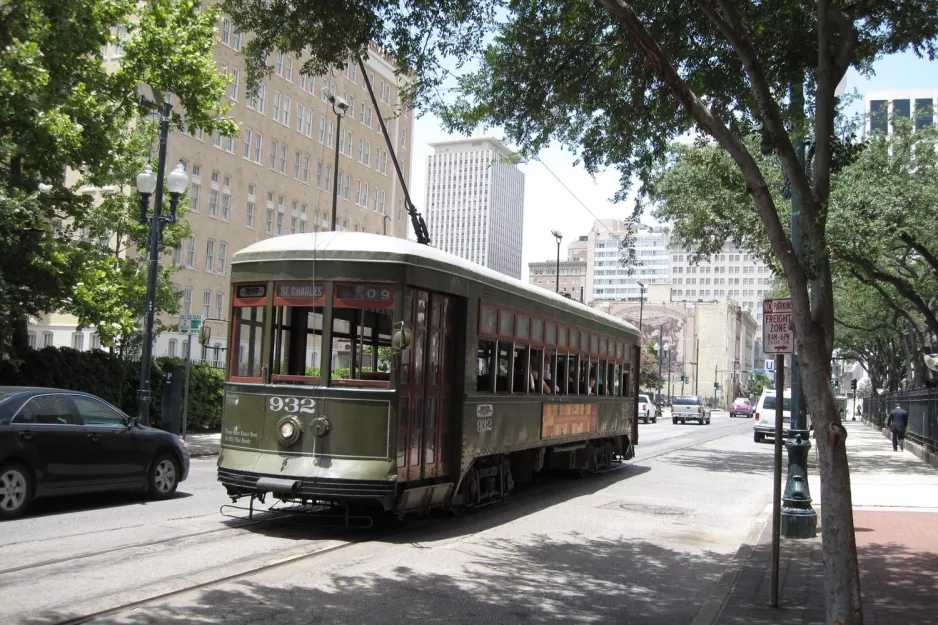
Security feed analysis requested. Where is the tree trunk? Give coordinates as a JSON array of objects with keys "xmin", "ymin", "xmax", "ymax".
[
  {"xmin": 799, "ymin": 328, "xmax": 863, "ymax": 624},
  {"xmin": 11, "ymin": 316, "xmax": 29, "ymax": 360}
]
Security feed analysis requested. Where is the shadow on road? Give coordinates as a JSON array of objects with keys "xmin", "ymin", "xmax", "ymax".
[
  {"xmin": 663, "ymin": 450, "xmax": 774, "ymax": 476},
  {"xmin": 32, "ymin": 531, "xmax": 730, "ymax": 625},
  {"xmin": 19, "ymin": 490, "xmax": 194, "ymax": 519}
]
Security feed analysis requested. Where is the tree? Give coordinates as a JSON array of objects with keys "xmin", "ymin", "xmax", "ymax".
[
  {"xmin": 648, "ymin": 120, "xmax": 938, "ymax": 392},
  {"xmin": 0, "ymin": 0, "xmax": 235, "ymax": 359},
  {"xmin": 640, "ymin": 350, "xmax": 659, "ymax": 391},
  {"xmin": 226, "ymin": 1, "xmax": 938, "ymax": 620},
  {"xmin": 747, "ymin": 372, "xmax": 773, "ymax": 398}
]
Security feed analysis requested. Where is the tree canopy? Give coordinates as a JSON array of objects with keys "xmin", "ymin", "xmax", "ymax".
[{"xmin": 0, "ymin": 0, "xmax": 235, "ymax": 358}]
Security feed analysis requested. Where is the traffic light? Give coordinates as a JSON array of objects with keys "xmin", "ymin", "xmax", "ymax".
[
  {"xmin": 834, "ymin": 380, "xmax": 840, "ymax": 392},
  {"xmin": 850, "ymin": 379, "xmax": 857, "ymax": 391},
  {"xmin": 714, "ymin": 382, "xmax": 720, "ymax": 390}
]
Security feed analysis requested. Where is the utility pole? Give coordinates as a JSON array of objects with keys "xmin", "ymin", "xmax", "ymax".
[
  {"xmin": 694, "ymin": 338, "xmax": 700, "ymax": 395},
  {"xmin": 657, "ymin": 325, "xmax": 663, "ymax": 403},
  {"xmin": 668, "ymin": 349, "xmax": 671, "ymax": 405},
  {"xmin": 713, "ymin": 364, "xmax": 718, "ymax": 407}
]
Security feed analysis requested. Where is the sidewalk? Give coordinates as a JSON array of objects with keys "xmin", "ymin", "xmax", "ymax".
[
  {"xmin": 697, "ymin": 420, "xmax": 938, "ymax": 625},
  {"xmin": 183, "ymin": 431, "xmax": 221, "ymax": 457}
]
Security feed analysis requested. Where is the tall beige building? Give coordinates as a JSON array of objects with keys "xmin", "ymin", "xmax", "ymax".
[{"xmin": 29, "ymin": 26, "xmax": 415, "ymax": 367}]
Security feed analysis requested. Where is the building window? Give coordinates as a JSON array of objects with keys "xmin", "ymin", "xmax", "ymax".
[
  {"xmin": 183, "ymin": 287, "xmax": 193, "ymax": 315},
  {"xmin": 221, "ymin": 17, "xmax": 231, "ymax": 45},
  {"xmin": 190, "ymin": 183, "xmax": 200, "ymax": 213},
  {"xmin": 285, "ymin": 55, "xmax": 293, "ymax": 81},
  {"xmin": 246, "ymin": 184, "xmax": 255, "ymax": 228},
  {"xmin": 302, "ymin": 155, "xmax": 310, "ymax": 184},
  {"xmin": 228, "ymin": 68, "xmax": 239, "ymax": 101},
  {"xmin": 205, "ymin": 239, "xmax": 215, "ymax": 272},
  {"xmin": 27, "ymin": 332, "xmax": 36, "ymax": 349},
  {"xmin": 217, "ymin": 241, "xmax": 227, "ymax": 274},
  {"xmin": 216, "ymin": 292, "xmax": 225, "ymax": 320},
  {"xmin": 253, "ymin": 132, "xmax": 263, "ymax": 164},
  {"xmin": 282, "ymin": 96, "xmax": 291, "ymax": 127},
  {"xmin": 203, "ymin": 290, "xmax": 212, "ymax": 317},
  {"xmin": 221, "ymin": 176, "xmax": 231, "ymax": 220},
  {"xmin": 243, "ymin": 128, "xmax": 253, "ymax": 160},
  {"xmin": 294, "ymin": 151, "xmax": 301, "ymax": 179},
  {"xmin": 279, "ymin": 144, "xmax": 287, "ymax": 174},
  {"xmin": 185, "ymin": 237, "xmax": 196, "ymax": 268},
  {"xmin": 269, "ymin": 139, "xmax": 278, "ymax": 170},
  {"xmin": 42, "ymin": 332, "xmax": 53, "ymax": 348},
  {"xmin": 272, "ymin": 90, "xmax": 281, "ymax": 123},
  {"xmin": 266, "ymin": 192, "xmax": 274, "ymax": 234},
  {"xmin": 870, "ymin": 100, "xmax": 888, "ymax": 134},
  {"xmin": 168, "ymin": 339, "xmax": 177, "ymax": 358},
  {"xmin": 915, "ymin": 98, "xmax": 934, "ymax": 130}
]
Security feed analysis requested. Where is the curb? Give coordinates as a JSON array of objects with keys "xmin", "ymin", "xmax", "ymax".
[{"xmin": 690, "ymin": 503, "xmax": 772, "ymax": 625}]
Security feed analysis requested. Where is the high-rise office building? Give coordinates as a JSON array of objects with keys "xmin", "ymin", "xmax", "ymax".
[
  {"xmin": 585, "ymin": 220, "xmax": 670, "ymax": 303},
  {"xmin": 865, "ymin": 89, "xmax": 937, "ymax": 136},
  {"xmin": 425, "ymin": 138, "xmax": 525, "ymax": 278},
  {"xmin": 28, "ymin": 29, "xmax": 415, "ymax": 367}
]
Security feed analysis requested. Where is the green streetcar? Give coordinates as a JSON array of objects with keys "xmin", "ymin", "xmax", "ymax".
[{"xmin": 217, "ymin": 232, "xmax": 641, "ymax": 518}]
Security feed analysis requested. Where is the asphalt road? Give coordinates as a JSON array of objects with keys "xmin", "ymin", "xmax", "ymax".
[{"xmin": 0, "ymin": 410, "xmax": 770, "ymax": 625}]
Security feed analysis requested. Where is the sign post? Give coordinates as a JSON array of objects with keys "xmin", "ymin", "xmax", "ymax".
[
  {"xmin": 177, "ymin": 314, "xmax": 204, "ymax": 440},
  {"xmin": 762, "ymin": 298, "xmax": 793, "ymax": 609}
]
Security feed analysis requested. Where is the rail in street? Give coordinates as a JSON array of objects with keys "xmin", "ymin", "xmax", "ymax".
[{"xmin": 1, "ymin": 412, "xmax": 765, "ymax": 625}]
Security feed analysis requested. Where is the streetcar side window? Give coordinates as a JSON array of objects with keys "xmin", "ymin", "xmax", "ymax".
[
  {"xmin": 496, "ymin": 342, "xmax": 511, "ymax": 392},
  {"xmin": 512, "ymin": 344, "xmax": 528, "ymax": 393},
  {"xmin": 622, "ymin": 363, "xmax": 632, "ymax": 397},
  {"xmin": 531, "ymin": 348, "xmax": 546, "ymax": 393},
  {"xmin": 271, "ymin": 306, "xmax": 324, "ymax": 384},
  {"xmin": 330, "ymin": 306, "xmax": 393, "ymax": 386},
  {"xmin": 231, "ymin": 305, "xmax": 266, "ymax": 382},
  {"xmin": 476, "ymin": 339, "xmax": 496, "ymax": 391}
]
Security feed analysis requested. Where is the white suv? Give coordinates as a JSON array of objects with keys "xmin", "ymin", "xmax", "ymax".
[
  {"xmin": 753, "ymin": 390, "xmax": 791, "ymax": 443},
  {"xmin": 638, "ymin": 394, "xmax": 656, "ymax": 423}
]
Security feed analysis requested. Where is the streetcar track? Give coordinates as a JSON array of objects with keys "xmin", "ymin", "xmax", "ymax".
[
  {"xmin": 0, "ymin": 511, "xmax": 292, "ymax": 577},
  {"xmin": 49, "ymin": 522, "xmax": 423, "ymax": 625},
  {"xmin": 38, "ymin": 420, "xmax": 746, "ymax": 625}
]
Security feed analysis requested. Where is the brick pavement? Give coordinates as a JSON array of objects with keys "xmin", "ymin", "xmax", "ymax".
[{"xmin": 695, "ymin": 421, "xmax": 938, "ymax": 625}]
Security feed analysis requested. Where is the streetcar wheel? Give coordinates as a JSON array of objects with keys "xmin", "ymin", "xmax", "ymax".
[
  {"xmin": 0, "ymin": 462, "xmax": 33, "ymax": 520},
  {"xmin": 148, "ymin": 453, "xmax": 180, "ymax": 500}
]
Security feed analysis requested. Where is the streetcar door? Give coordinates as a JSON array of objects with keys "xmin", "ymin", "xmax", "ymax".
[
  {"xmin": 397, "ymin": 290, "xmax": 456, "ymax": 482},
  {"xmin": 397, "ymin": 289, "xmax": 426, "ymax": 482},
  {"xmin": 423, "ymin": 294, "xmax": 455, "ymax": 479}
]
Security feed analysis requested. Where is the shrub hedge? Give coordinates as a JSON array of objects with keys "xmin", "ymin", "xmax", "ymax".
[{"xmin": 0, "ymin": 347, "xmax": 224, "ymax": 431}]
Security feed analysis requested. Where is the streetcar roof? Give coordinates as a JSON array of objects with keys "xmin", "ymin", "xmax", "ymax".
[{"xmin": 233, "ymin": 232, "xmax": 639, "ymax": 338}]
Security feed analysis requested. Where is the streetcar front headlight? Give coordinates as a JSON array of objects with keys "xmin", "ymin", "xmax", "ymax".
[{"xmin": 277, "ymin": 415, "xmax": 302, "ymax": 446}]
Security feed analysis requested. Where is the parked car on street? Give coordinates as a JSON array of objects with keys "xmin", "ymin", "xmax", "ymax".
[
  {"xmin": 638, "ymin": 394, "xmax": 657, "ymax": 423},
  {"xmin": 0, "ymin": 387, "xmax": 190, "ymax": 520},
  {"xmin": 753, "ymin": 390, "xmax": 791, "ymax": 443},
  {"xmin": 672, "ymin": 395, "xmax": 711, "ymax": 425},
  {"xmin": 729, "ymin": 397, "xmax": 753, "ymax": 418}
]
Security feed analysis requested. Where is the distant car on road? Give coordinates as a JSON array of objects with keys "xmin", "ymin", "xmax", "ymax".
[
  {"xmin": 672, "ymin": 395, "xmax": 711, "ymax": 425},
  {"xmin": 729, "ymin": 397, "xmax": 753, "ymax": 418},
  {"xmin": 638, "ymin": 394, "xmax": 657, "ymax": 423},
  {"xmin": 0, "ymin": 387, "xmax": 190, "ymax": 520},
  {"xmin": 753, "ymin": 390, "xmax": 791, "ymax": 443}
]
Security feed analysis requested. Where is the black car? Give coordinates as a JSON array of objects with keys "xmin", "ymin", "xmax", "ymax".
[{"xmin": 0, "ymin": 387, "xmax": 190, "ymax": 520}]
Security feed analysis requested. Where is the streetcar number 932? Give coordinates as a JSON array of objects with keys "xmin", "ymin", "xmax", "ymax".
[{"xmin": 268, "ymin": 396, "xmax": 316, "ymax": 414}]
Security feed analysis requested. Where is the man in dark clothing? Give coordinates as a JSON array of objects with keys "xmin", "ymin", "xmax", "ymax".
[{"xmin": 887, "ymin": 403, "xmax": 909, "ymax": 452}]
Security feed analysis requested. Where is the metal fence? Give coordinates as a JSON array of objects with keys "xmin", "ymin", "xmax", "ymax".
[{"xmin": 863, "ymin": 388, "xmax": 938, "ymax": 452}]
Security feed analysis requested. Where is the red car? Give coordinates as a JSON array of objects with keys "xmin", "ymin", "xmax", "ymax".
[{"xmin": 729, "ymin": 397, "xmax": 753, "ymax": 417}]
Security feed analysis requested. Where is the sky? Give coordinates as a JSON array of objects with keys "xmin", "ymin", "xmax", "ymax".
[{"xmin": 407, "ymin": 51, "xmax": 938, "ymax": 281}]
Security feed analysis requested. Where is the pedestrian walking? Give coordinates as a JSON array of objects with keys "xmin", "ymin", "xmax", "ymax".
[{"xmin": 886, "ymin": 403, "xmax": 909, "ymax": 452}]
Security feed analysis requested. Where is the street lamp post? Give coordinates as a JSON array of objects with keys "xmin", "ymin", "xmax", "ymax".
[
  {"xmin": 135, "ymin": 106, "xmax": 189, "ymax": 425},
  {"xmin": 328, "ymin": 93, "xmax": 349, "ymax": 231},
  {"xmin": 551, "ymin": 230, "xmax": 563, "ymax": 293}
]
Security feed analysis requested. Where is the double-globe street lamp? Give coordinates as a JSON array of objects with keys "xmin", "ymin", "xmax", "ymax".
[
  {"xmin": 135, "ymin": 97, "xmax": 189, "ymax": 424},
  {"xmin": 328, "ymin": 93, "xmax": 350, "ymax": 231},
  {"xmin": 551, "ymin": 230, "xmax": 563, "ymax": 293}
]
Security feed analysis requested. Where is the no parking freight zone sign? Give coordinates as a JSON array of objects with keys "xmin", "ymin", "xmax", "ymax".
[{"xmin": 763, "ymin": 298, "xmax": 794, "ymax": 354}]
